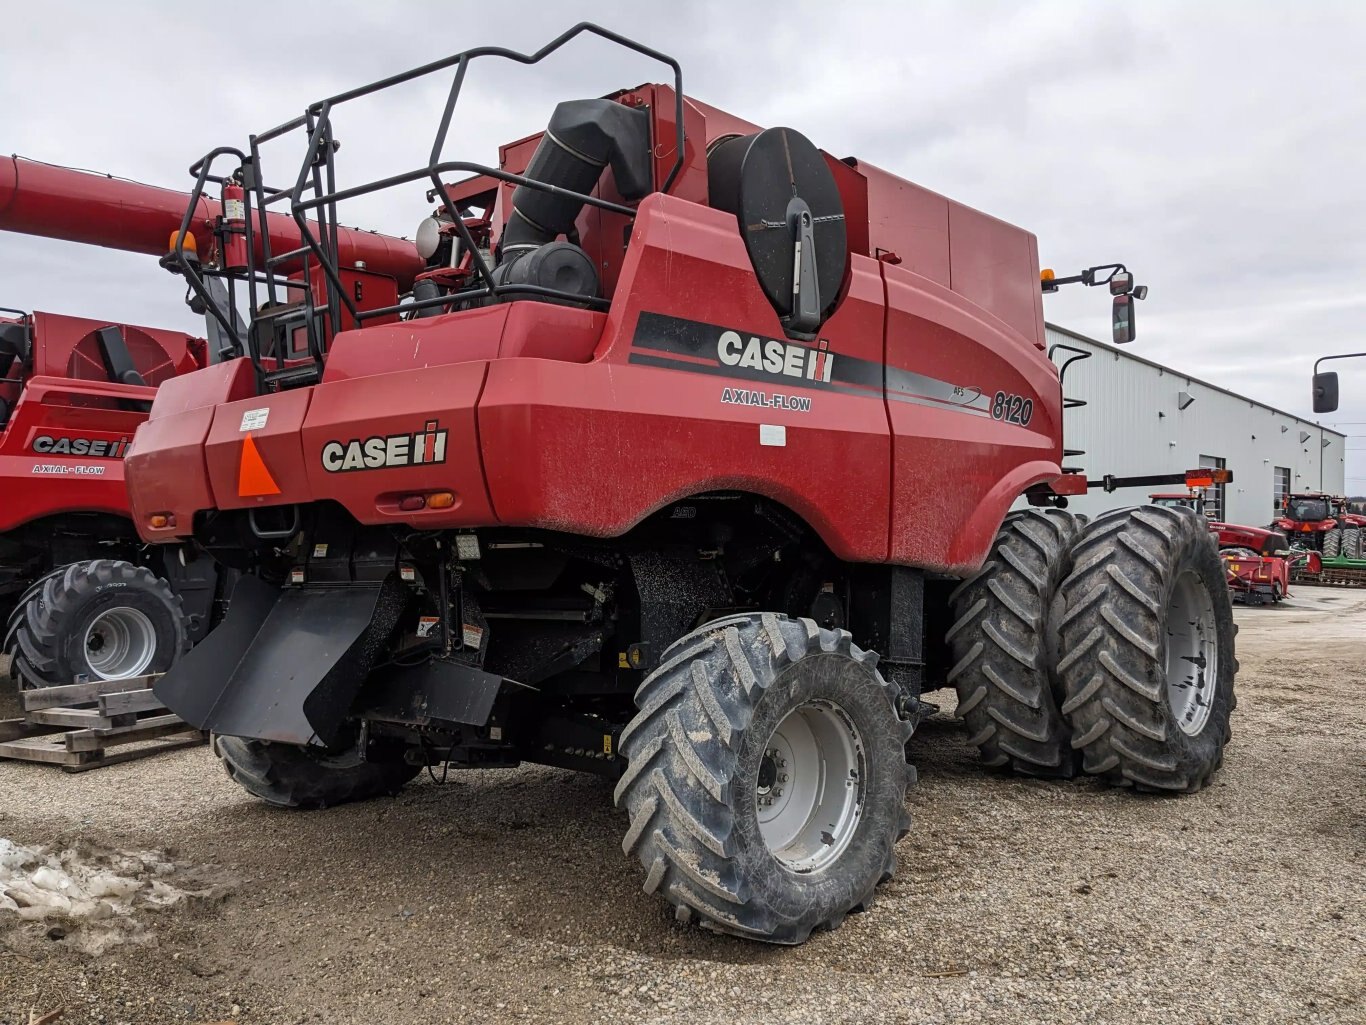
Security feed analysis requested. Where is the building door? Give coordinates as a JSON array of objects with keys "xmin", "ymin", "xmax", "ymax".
[
  {"xmin": 1199, "ymin": 454, "xmax": 1227, "ymax": 521},
  {"xmin": 1273, "ymin": 466, "xmax": 1291, "ymax": 517}
]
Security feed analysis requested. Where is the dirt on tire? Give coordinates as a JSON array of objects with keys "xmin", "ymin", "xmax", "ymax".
[
  {"xmin": 615, "ymin": 613, "xmax": 914, "ymax": 944},
  {"xmin": 1055, "ymin": 505, "xmax": 1236, "ymax": 792}
]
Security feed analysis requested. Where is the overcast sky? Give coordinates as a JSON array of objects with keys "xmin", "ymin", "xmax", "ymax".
[{"xmin": 3, "ymin": 0, "xmax": 1363, "ymax": 491}]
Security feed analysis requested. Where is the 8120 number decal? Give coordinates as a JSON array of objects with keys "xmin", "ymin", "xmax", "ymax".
[{"xmin": 991, "ymin": 391, "xmax": 1034, "ymax": 426}]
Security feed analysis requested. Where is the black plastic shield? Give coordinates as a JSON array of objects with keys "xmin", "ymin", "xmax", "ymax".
[{"xmin": 155, "ymin": 576, "xmax": 405, "ymax": 747}]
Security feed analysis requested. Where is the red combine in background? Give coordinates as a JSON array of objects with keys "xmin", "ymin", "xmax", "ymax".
[
  {"xmin": 0, "ymin": 157, "xmax": 422, "ymax": 687},
  {"xmin": 1149, "ymin": 488, "xmax": 1289, "ymax": 556}
]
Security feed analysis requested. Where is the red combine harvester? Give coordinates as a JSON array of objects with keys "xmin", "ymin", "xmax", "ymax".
[
  {"xmin": 1149, "ymin": 488, "xmax": 1289, "ymax": 556},
  {"xmin": 0, "ymin": 157, "xmax": 423, "ymax": 686},
  {"xmin": 127, "ymin": 25, "xmax": 1236, "ymax": 943}
]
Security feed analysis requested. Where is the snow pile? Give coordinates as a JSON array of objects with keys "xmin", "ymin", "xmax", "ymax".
[{"xmin": 0, "ymin": 838, "xmax": 218, "ymax": 954}]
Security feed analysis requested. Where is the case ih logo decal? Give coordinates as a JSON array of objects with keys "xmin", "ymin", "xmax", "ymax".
[
  {"xmin": 628, "ymin": 312, "xmax": 1004, "ymax": 420},
  {"xmin": 30, "ymin": 434, "xmax": 131, "ymax": 458},
  {"xmin": 321, "ymin": 421, "xmax": 448, "ymax": 473},
  {"xmin": 717, "ymin": 331, "xmax": 834, "ymax": 383}
]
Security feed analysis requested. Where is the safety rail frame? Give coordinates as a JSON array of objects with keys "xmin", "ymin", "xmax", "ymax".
[{"xmin": 167, "ymin": 23, "xmax": 684, "ymax": 393}]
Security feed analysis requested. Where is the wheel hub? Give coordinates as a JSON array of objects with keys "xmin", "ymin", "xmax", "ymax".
[
  {"xmin": 756, "ymin": 700, "xmax": 865, "ymax": 872},
  {"xmin": 83, "ymin": 607, "xmax": 158, "ymax": 681},
  {"xmin": 1164, "ymin": 570, "xmax": 1219, "ymax": 736}
]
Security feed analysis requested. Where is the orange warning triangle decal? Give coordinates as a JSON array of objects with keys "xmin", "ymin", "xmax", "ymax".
[{"xmin": 238, "ymin": 433, "xmax": 281, "ymax": 497}]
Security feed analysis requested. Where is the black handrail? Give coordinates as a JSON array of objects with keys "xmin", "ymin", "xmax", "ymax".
[{"xmin": 175, "ymin": 23, "xmax": 683, "ymax": 392}]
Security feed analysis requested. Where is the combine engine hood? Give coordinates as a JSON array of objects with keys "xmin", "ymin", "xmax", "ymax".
[{"xmin": 125, "ymin": 302, "xmax": 606, "ymax": 538}]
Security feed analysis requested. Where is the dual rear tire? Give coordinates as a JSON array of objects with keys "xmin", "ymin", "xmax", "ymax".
[
  {"xmin": 1056, "ymin": 506, "xmax": 1235, "ymax": 791},
  {"xmin": 946, "ymin": 508, "xmax": 1080, "ymax": 778},
  {"xmin": 949, "ymin": 505, "xmax": 1236, "ymax": 793},
  {"xmin": 1343, "ymin": 528, "xmax": 1362, "ymax": 561}
]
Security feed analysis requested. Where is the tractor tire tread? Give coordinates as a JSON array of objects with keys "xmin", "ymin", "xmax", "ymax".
[
  {"xmin": 214, "ymin": 735, "xmax": 421, "ymax": 809},
  {"xmin": 1323, "ymin": 529, "xmax": 1342, "ymax": 560},
  {"xmin": 615, "ymin": 613, "xmax": 914, "ymax": 944},
  {"xmin": 946, "ymin": 508, "xmax": 1081, "ymax": 778},
  {"xmin": 1055, "ymin": 505, "xmax": 1236, "ymax": 794},
  {"xmin": 3, "ymin": 559, "xmax": 190, "ymax": 689}
]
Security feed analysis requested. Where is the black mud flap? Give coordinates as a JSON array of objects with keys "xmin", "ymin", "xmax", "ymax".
[
  {"xmin": 361, "ymin": 658, "xmax": 506, "ymax": 727},
  {"xmin": 154, "ymin": 574, "xmax": 407, "ymax": 747}
]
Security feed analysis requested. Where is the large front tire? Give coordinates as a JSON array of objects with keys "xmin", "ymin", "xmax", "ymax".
[
  {"xmin": 946, "ymin": 508, "xmax": 1080, "ymax": 777},
  {"xmin": 4, "ymin": 560, "xmax": 189, "ymax": 689},
  {"xmin": 1055, "ymin": 506, "xmax": 1236, "ymax": 793},
  {"xmin": 615, "ymin": 614, "xmax": 914, "ymax": 944},
  {"xmin": 214, "ymin": 735, "xmax": 421, "ymax": 809}
]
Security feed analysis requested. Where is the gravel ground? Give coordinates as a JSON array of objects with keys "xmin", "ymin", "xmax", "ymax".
[{"xmin": 1, "ymin": 589, "xmax": 1362, "ymax": 1025}]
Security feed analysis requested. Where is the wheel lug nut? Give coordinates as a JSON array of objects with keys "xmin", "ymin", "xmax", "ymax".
[{"xmin": 778, "ymin": 774, "xmax": 788, "ymax": 782}]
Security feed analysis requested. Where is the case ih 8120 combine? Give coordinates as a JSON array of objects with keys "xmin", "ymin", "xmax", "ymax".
[
  {"xmin": 126, "ymin": 25, "xmax": 1236, "ymax": 944},
  {"xmin": 0, "ymin": 157, "xmax": 423, "ymax": 686}
]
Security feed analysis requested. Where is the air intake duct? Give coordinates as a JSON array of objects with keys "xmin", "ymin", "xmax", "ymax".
[{"xmin": 499, "ymin": 98, "xmax": 652, "ymax": 257}]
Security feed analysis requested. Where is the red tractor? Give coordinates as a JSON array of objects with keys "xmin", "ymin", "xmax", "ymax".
[
  {"xmin": 1274, "ymin": 492, "xmax": 1366, "ymax": 559},
  {"xmin": 126, "ymin": 25, "xmax": 1236, "ymax": 944},
  {"xmin": 0, "ymin": 157, "xmax": 422, "ymax": 687}
]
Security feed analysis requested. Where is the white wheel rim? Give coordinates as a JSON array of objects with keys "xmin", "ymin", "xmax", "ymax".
[
  {"xmin": 83, "ymin": 607, "xmax": 157, "ymax": 680},
  {"xmin": 1164, "ymin": 570, "xmax": 1219, "ymax": 736},
  {"xmin": 756, "ymin": 700, "xmax": 864, "ymax": 872}
]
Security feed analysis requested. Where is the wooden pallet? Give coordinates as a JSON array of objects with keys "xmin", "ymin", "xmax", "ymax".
[{"xmin": 0, "ymin": 674, "xmax": 205, "ymax": 771}]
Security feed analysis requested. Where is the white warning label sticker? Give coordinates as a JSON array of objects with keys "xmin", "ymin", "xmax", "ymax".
[
  {"xmin": 240, "ymin": 408, "xmax": 270, "ymax": 432},
  {"xmin": 759, "ymin": 424, "xmax": 787, "ymax": 447}
]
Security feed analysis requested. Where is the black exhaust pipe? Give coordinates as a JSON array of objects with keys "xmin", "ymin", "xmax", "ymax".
[{"xmin": 499, "ymin": 98, "xmax": 653, "ymax": 258}]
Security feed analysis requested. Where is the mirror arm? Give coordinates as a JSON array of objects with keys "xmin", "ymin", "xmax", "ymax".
[{"xmin": 1314, "ymin": 351, "xmax": 1366, "ymax": 375}]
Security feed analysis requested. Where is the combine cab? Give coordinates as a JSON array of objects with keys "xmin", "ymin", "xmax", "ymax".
[{"xmin": 124, "ymin": 24, "xmax": 1237, "ymax": 944}]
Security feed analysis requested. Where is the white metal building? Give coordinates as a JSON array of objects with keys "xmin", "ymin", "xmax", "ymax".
[{"xmin": 1045, "ymin": 324, "xmax": 1347, "ymax": 527}]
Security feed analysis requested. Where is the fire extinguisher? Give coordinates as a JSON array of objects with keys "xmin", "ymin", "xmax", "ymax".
[{"xmin": 222, "ymin": 181, "xmax": 248, "ymax": 272}]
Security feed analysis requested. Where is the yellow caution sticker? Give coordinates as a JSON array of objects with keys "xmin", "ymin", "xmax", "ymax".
[{"xmin": 603, "ymin": 734, "xmax": 613, "ymax": 755}]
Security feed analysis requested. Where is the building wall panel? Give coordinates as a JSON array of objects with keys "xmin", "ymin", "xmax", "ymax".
[{"xmin": 1046, "ymin": 326, "xmax": 1346, "ymax": 526}]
